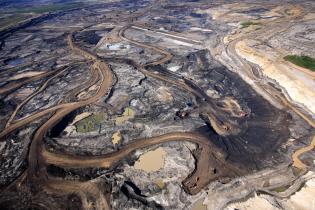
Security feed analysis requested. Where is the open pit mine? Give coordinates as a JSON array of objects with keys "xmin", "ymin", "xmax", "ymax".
[{"xmin": 0, "ymin": 0, "xmax": 315, "ymax": 210}]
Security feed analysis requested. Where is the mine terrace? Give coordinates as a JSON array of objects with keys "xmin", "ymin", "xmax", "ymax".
[{"xmin": 0, "ymin": 0, "xmax": 314, "ymax": 210}]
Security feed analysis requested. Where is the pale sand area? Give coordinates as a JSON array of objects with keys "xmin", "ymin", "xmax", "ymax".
[
  {"xmin": 303, "ymin": 13, "xmax": 315, "ymax": 21},
  {"xmin": 282, "ymin": 177, "xmax": 315, "ymax": 210},
  {"xmin": 10, "ymin": 71, "xmax": 44, "ymax": 81},
  {"xmin": 63, "ymin": 112, "xmax": 92, "ymax": 135},
  {"xmin": 226, "ymin": 195, "xmax": 281, "ymax": 210},
  {"xmin": 217, "ymin": 5, "xmax": 298, "ymax": 21},
  {"xmin": 190, "ymin": 27, "xmax": 212, "ymax": 33},
  {"xmin": 115, "ymin": 107, "xmax": 135, "ymax": 125},
  {"xmin": 14, "ymin": 87, "xmax": 34, "ymax": 100},
  {"xmin": 134, "ymin": 147, "xmax": 166, "ymax": 172},
  {"xmin": 77, "ymin": 84, "xmax": 99, "ymax": 99},
  {"xmin": 111, "ymin": 131, "xmax": 121, "ymax": 145},
  {"xmin": 226, "ymin": 174, "xmax": 315, "ymax": 210},
  {"xmin": 235, "ymin": 39, "xmax": 315, "ymax": 114},
  {"xmin": 192, "ymin": 198, "xmax": 207, "ymax": 210},
  {"xmin": 71, "ymin": 112, "xmax": 92, "ymax": 124},
  {"xmin": 196, "ymin": 3, "xmax": 247, "ymax": 21},
  {"xmin": 196, "ymin": 3, "xmax": 279, "ymax": 22},
  {"xmin": 156, "ymin": 86, "xmax": 173, "ymax": 104}
]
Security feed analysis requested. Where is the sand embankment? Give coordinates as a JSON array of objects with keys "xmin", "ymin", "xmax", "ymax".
[{"xmin": 235, "ymin": 39, "xmax": 315, "ymax": 114}]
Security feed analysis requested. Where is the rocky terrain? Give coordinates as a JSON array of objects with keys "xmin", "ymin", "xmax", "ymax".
[{"xmin": 0, "ymin": 0, "xmax": 314, "ymax": 210}]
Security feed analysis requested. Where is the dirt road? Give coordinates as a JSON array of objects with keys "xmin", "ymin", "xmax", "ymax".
[{"xmin": 224, "ymin": 5, "xmax": 315, "ymax": 170}]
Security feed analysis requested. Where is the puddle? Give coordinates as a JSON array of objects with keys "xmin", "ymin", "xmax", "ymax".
[{"xmin": 134, "ymin": 147, "xmax": 166, "ymax": 172}]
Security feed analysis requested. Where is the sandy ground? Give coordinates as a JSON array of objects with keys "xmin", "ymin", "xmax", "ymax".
[
  {"xmin": 156, "ymin": 86, "xmax": 173, "ymax": 104},
  {"xmin": 115, "ymin": 107, "xmax": 135, "ymax": 125},
  {"xmin": 196, "ymin": 3, "xmax": 266, "ymax": 22},
  {"xmin": 282, "ymin": 178, "xmax": 315, "ymax": 210},
  {"xmin": 226, "ymin": 194, "xmax": 280, "ymax": 210},
  {"xmin": 235, "ymin": 39, "xmax": 315, "ymax": 114},
  {"xmin": 303, "ymin": 13, "xmax": 315, "ymax": 21},
  {"xmin": 226, "ymin": 173, "xmax": 315, "ymax": 210},
  {"xmin": 9, "ymin": 71, "xmax": 45, "ymax": 81},
  {"xmin": 192, "ymin": 198, "xmax": 207, "ymax": 210},
  {"xmin": 111, "ymin": 131, "xmax": 121, "ymax": 145},
  {"xmin": 14, "ymin": 87, "xmax": 34, "ymax": 100}
]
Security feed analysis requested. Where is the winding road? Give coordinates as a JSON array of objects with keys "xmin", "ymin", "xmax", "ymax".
[
  {"xmin": 0, "ymin": 24, "xmax": 243, "ymax": 210},
  {"xmin": 1, "ymin": 3, "xmax": 314, "ymax": 210},
  {"xmin": 223, "ymin": 5, "xmax": 315, "ymax": 170}
]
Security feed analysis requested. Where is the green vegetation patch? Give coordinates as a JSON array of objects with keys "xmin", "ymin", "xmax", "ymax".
[
  {"xmin": 284, "ymin": 55, "xmax": 315, "ymax": 72},
  {"xmin": 75, "ymin": 113, "xmax": 106, "ymax": 133},
  {"xmin": 292, "ymin": 167, "xmax": 304, "ymax": 177},
  {"xmin": 271, "ymin": 185, "xmax": 289, "ymax": 193},
  {"xmin": 115, "ymin": 107, "xmax": 135, "ymax": 125},
  {"xmin": 240, "ymin": 21, "xmax": 261, "ymax": 29},
  {"xmin": 11, "ymin": 2, "xmax": 84, "ymax": 14}
]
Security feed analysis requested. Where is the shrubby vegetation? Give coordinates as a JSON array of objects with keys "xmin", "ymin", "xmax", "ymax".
[
  {"xmin": 240, "ymin": 21, "xmax": 261, "ymax": 29},
  {"xmin": 284, "ymin": 55, "xmax": 315, "ymax": 72}
]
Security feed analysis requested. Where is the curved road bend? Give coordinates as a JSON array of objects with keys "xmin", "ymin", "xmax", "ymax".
[
  {"xmin": 28, "ymin": 33, "xmax": 114, "ymax": 177},
  {"xmin": 0, "ymin": 65, "xmax": 67, "ymax": 95},
  {"xmin": 42, "ymin": 131, "xmax": 245, "ymax": 195},
  {"xmin": 119, "ymin": 25, "xmax": 242, "ymax": 136},
  {"xmin": 224, "ymin": 6, "xmax": 315, "ymax": 170},
  {"xmin": 5, "ymin": 65, "xmax": 73, "ymax": 128},
  {"xmin": 0, "ymin": 27, "xmax": 237, "ymax": 209},
  {"xmin": 0, "ymin": 23, "xmax": 248, "ymax": 209},
  {"xmin": 41, "ymin": 31, "xmax": 242, "ymax": 195}
]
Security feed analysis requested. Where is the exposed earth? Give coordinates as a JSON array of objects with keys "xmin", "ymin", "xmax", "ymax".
[{"xmin": 0, "ymin": 0, "xmax": 315, "ymax": 210}]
